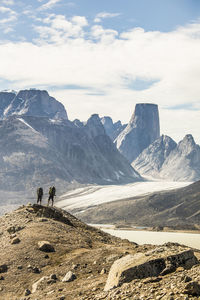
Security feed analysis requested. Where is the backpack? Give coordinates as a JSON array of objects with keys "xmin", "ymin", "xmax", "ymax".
[
  {"xmin": 37, "ymin": 187, "xmax": 43, "ymax": 196},
  {"xmin": 52, "ymin": 186, "xmax": 56, "ymax": 196}
]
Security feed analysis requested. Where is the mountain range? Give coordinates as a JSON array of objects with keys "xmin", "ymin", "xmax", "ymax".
[
  {"xmin": 0, "ymin": 89, "xmax": 142, "ymax": 211},
  {"xmin": 0, "ymin": 88, "xmax": 199, "ymax": 213}
]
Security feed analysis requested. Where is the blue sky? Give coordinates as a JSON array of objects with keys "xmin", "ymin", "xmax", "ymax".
[{"xmin": 0, "ymin": 0, "xmax": 200, "ymax": 143}]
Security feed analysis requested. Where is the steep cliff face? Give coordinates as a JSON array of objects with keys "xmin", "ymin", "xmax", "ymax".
[
  {"xmin": 159, "ymin": 134, "xmax": 200, "ymax": 181},
  {"xmin": 132, "ymin": 135, "xmax": 177, "ymax": 177},
  {"xmin": 115, "ymin": 103, "xmax": 160, "ymax": 162},
  {"xmin": 0, "ymin": 89, "xmax": 68, "ymax": 120},
  {"xmin": 101, "ymin": 116, "xmax": 127, "ymax": 141},
  {"xmin": 0, "ymin": 91, "xmax": 16, "ymax": 117}
]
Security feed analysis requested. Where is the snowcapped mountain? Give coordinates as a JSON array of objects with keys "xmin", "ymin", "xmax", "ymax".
[
  {"xmin": 101, "ymin": 116, "xmax": 127, "ymax": 141},
  {"xmin": 133, "ymin": 134, "xmax": 200, "ymax": 181},
  {"xmin": 132, "ymin": 135, "xmax": 177, "ymax": 177},
  {"xmin": 0, "ymin": 89, "xmax": 68, "ymax": 120},
  {"xmin": 115, "ymin": 103, "xmax": 160, "ymax": 163}
]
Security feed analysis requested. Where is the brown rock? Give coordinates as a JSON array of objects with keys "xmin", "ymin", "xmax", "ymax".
[
  {"xmin": 38, "ymin": 241, "xmax": 55, "ymax": 252},
  {"xmin": 184, "ymin": 281, "xmax": 200, "ymax": 296}
]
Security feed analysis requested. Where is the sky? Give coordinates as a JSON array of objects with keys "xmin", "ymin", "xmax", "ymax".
[{"xmin": 0, "ymin": 0, "xmax": 200, "ymax": 143}]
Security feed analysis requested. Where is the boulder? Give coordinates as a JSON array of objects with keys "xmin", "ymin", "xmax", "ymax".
[
  {"xmin": 0, "ymin": 264, "xmax": 8, "ymax": 273},
  {"xmin": 62, "ymin": 271, "xmax": 76, "ymax": 282},
  {"xmin": 11, "ymin": 237, "xmax": 20, "ymax": 244},
  {"xmin": 104, "ymin": 249, "xmax": 198, "ymax": 291},
  {"xmin": 32, "ymin": 276, "xmax": 49, "ymax": 293},
  {"xmin": 184, "ymin": 281, "xmax": 200, "ymax": 296},
  {"xmin": 38, "ymin": 241, "xmax": 55, "ymax": 252}
]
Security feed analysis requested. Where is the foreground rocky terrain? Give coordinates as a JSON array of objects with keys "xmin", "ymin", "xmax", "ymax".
[{"xmin": 0, "ymin": 204, "xmax": 200, "ymax": 299}]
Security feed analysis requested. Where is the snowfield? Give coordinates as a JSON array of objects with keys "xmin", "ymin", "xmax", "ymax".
[{"xmin": 56, "ymin": 181, "xmax": 192, "ymax": 212}]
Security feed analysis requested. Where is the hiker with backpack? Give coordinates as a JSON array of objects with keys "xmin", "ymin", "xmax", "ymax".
[
  {"xmin": 48, "ymin": 186, "xmax": 56, "ymax": 206},
  {"xmin": 37, "ymin": 187, "xmax": 43, "ymax": 205}
]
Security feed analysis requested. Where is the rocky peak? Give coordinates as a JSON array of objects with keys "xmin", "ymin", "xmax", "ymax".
[
  {"xmin": 178, "ymin": 134, "xmax": 196, "ymax": 151},
  {"xmin": 73, "ymin": 119, "xmax": 83, "ymax": 128},
  {"xmin": 132, "ymin": 135, "xmax": 177, "ymax": 177},
  {"xmin": 85, "ymin": 114, "xmax": 106, "ymax": 138},
  {"xmin": 101, "ymin": 116, "xmax": 127, "ymax": 141},
  {"xmin": 115, "ymin": 103, "xmax": 160, "ymax": 163},
  {"xmin": 2, "ymin": 89, "xmax": 68, "ymax": 120}
]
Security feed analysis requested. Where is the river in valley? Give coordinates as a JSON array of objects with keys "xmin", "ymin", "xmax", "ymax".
[{"xmin": 101, "ymin": 228, "xmax": 200, "ymax": 250}]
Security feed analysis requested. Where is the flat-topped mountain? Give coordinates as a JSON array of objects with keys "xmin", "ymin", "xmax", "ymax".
[{"xmin": 115, "ymin": 103, "xmax": 160, "ymax": 162}]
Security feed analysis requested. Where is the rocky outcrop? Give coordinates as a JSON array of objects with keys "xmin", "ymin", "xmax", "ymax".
[
  {"xmin": 101, "ymin": 116, "xmax": 127, "ymax": 141},
  {"xmin": 104, "ymin": 249, "xmax": 198, "ymax": 291},
  {"xmin": 132, "ymin": 135, "xmax": 177, "ymax": 178},
  {"xmin": 0, "ymin": 89, "xmax": 68, "ymax": 120},
  {"xmin": 115, "ymin": 103, "xmax": 160, "ymax": 163}
]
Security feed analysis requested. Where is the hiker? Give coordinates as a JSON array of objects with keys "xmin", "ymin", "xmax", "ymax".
[
  {"xmin": 37, "ymin": 187, "xmax": 43, "ymax": 205},
  {"xmin": 48, "ymin": 186, "xmax": 56, "ymax": 206}
]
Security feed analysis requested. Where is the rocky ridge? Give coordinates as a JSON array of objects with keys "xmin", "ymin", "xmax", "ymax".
[
  {"xmin": 132, "ymin": 135, "xmax": 177, "ymax": 178},
  {"xmin": 133, "ymin": 134, "xmax": 200, "ymax": 181},
  {"xmin": 0, "ymin": 204, "xmax": 200, "ymax": 300}
]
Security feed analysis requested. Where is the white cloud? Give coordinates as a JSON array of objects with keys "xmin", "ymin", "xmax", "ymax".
[
  {"xmin": 94, "ymin": 12, "xmax": 121, "ymax": 23},
  {"xmin": 1, "ymin": 0, "xmax": 14, "ymax": 5},
  {"xmin": 0, "ymin": 5, "xmax": 17, "ymax": 28},
  {"xmin": 91, "ymin": 25, "xmax": 118, "ymax": 43},
  {"xmin": 39, "ymin": 0, "xmax": 63, "ymax": 10},
  {"xmin": 34, "ymin": 14, "xmax": 88, "ymax": 43},
  {"xmin": 0, "ymin": 21, "xmax": 200, "ymax": 143}
]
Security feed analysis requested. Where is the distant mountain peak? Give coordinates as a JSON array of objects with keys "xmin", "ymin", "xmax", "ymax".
[
  {"xmin": 85, "ymin": 114, "xmax": 105, "ymax": 138},
  {"xmin": 0, "ymin": 89, "xmax": 68, "ymax": 120}
]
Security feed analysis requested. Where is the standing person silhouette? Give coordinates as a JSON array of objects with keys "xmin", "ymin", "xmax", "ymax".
[
  {"xmin": 37, "ymin": 187, "xmax": 43, "ymax": 205},
  {"xmin": 48, "ymin": 186, "xmax": 56, "ymax": 206}
]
